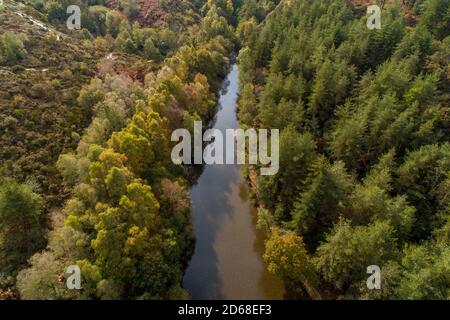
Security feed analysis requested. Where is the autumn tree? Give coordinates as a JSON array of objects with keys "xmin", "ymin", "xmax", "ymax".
[
  {"xmin": 264, "ymin": 228, "xmax": 321, "ymax": 299},
  {"xmin": 314, "ymin": 219, "xmax": 398, "ymax": 290}
]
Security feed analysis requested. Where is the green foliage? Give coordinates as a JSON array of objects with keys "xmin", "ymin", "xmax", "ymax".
[
  {"xmin": 105, "ymin": 10, "xmax": 124, "ymax": 38},
  {"xmin": 360, "ymin": 243, "xmax": 450, "ymax": 300},
  {"xmin": 363, "ymin": 4, "xmax": 406, "ymax": 70},
  {"xmin": 16, "ymin": 252, "xmax": 69, "ymax": 300},
  {"xmin": 308, "ymin": 59, "xmax": 355, "ymax": 126},
  {"xmin": 259, "ymin": 127, "xmax": 317, "ymax": 221},
  {"xmin": 396, "ymin": 143, "xmax": 450, "ymax": 238},
  {"xmin": 0, "ymin": 31, "xmax": 27, "ymax": 64},
  {"xmin": 10, "ymin": 0, "xmax": 235, "ymax": 300},
  {"xmin": 118, "ymin": 0, "xmax": 139, "ymax": 18},
  {"xmin": 292, "ymin": 158, "xmax": 353, "ymax": 248},
  {"xmin": 45, "ymin": 0, "xmax": 66, "ymax": 23},
  {"xmin": 395, "ymin": 244, "xmax": 450, "ymax": 299},
  {"xmin": 419, "ymin": 0, "xmax": 450, "ymax": 40},
  {"xmin": 82, "ymin": 5, "xmax": 109, "ymax": 36},
  {"xmin": 0, "ymin": 181, "xmax": 46, "ymax": 273},
  {"xmin": 314, "ymin": 219, "xmax": 398, "ymax": 290},
  {"xmin": 264, "ymin": 228, "xmax": 318, "ymax": 298},
  {"xmin": 239, "ymin": 0, "xmax": 450, "ymax": 299}
]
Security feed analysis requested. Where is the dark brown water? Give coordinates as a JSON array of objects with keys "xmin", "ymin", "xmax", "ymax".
[{"xmin": 183, "ymin": 65, "xmax": 285, "ymax": 299}]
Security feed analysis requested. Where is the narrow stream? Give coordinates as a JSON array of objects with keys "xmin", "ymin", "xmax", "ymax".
[{"xmin": 183, "ymin": 65, "xmax": 285, "ymax": 299}]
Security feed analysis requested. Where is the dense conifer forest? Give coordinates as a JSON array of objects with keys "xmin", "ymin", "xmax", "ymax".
[
  {"xmin": 1, "ymin": 0, "xmax": 235, "ymax": 299},
  {"xmin": 237, "ymin": 0, "xmax": 449, "ymax": 299},
  {"xmin": 0, "ymin": 0, "xmax": 448, "ymax": 300}
]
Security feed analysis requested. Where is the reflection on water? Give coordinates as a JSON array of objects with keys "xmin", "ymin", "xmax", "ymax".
[{"xmin": 183, "ymin": 65, "xmax": 285, "ymax": 300}]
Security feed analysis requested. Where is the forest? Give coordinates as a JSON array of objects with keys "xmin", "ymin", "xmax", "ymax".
[
  {"xmin": 0, "ymin": 0, "xmax": 449, "ymax": 300},
  {"xmin": 1, "ymin": 0, "xmax": 236, "ymax": 299},
  {"xmin": 237, "ymin": 0, "xmax": 449, "ymax": 299}
]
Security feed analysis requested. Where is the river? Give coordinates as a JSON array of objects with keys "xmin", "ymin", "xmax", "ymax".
[{"xmin": 182, "ymin": 64, "xmax": 285, "ymax": 299}]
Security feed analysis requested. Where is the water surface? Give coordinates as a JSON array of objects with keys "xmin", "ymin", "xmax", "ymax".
[{"xmin": 183, "ymin": 65, "xmax": 285, "ymax": 299}]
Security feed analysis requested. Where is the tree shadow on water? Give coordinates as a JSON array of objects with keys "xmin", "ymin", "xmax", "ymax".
[{"xmin": 183, "ymin": 164, "xmax": 240, "ymax": 299}]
